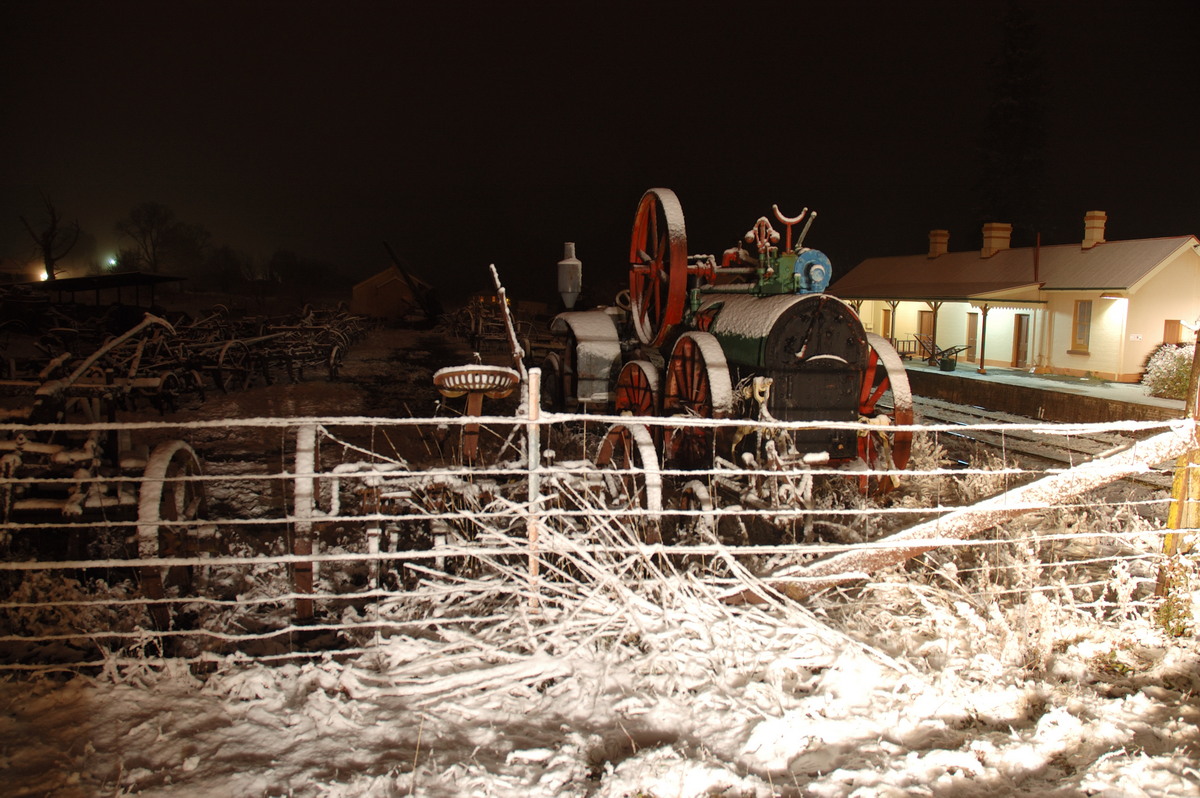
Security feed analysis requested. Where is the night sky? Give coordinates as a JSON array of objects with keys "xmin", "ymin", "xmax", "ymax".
[{"xmin": 2, "ymin": 0, "xmax": 1198, "ymax": 306}]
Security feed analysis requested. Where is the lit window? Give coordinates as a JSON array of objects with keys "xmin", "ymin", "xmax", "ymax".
[{"xmin": 1072, "ymin": 300, "xmax": 1092, "ymax": 352}]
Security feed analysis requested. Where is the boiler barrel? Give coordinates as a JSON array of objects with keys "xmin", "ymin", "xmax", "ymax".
[{"xmin": 701, "ymin": 293, "xmax": 870, "ymax": 456}]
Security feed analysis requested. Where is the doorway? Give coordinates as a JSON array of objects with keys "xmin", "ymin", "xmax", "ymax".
[
  {"xmin": 918, "ymin": 310, "xmax": 934, "ymax": 337},
  {"xmin": 1012, "ymin": 314, "xmax": 1030, "ymax": 368}
]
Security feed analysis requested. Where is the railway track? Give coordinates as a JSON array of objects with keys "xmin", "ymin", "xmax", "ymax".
[{"xmin": 912, "ymin": 395, "xmax": 1175, "ymax": 491}]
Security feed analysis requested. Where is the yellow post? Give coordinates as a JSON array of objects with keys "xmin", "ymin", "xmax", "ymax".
[{"xmin": 1156, "ymin": 331, "xmax": 1200, "ymax": 596}]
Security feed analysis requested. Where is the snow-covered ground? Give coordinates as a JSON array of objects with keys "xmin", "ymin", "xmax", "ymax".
[
  {"xmin": 5, "ymin": 514, "xmax": 1199, "ymax": 798},
  {"xmin": 4, "ymin": 325, "xmax": 1199, "ymax": 797}
]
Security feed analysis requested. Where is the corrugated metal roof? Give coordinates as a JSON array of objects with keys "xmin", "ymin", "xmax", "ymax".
[
  {"xmin": 830, "ymin": 236, "xmax": 1196, "ymax": 300},
  {"xmin": 832, "ymin": 280, "xmax": 1033, "ymax": 300}
]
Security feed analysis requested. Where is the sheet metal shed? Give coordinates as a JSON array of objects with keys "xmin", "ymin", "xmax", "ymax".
[{"xmin": 19, "ymin": 272, "xmax": 184, "ymax": 307}]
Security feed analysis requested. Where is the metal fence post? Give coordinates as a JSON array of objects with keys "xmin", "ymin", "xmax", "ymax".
[{"xmin": 527, "ymin": 367, "xmax": 542, "ymax": 609}]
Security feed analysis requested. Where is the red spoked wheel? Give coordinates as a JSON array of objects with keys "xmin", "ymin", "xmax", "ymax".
[
  {"xmin": 613, "ymin": 360, "xmax": 661, "ymax": 417},
  {"xmin": 663, "ymin": 331, "xmax": 733, "ymax": 469},
  {"xmin": 594, "ymin": 422, "xmax": 663, "ymax": 542},
  {"xmin": 857, "ymin": 332, "xmax": 914, "ymax": 494},
  {"xmin": 629, "ymin": 188, "xmax": 689, "ymax": 347}
]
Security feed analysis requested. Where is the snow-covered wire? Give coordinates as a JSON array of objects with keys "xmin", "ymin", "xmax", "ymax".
[{"xmin": 1, "ymin": 410, "xmax": 1190, "ymax": 675}]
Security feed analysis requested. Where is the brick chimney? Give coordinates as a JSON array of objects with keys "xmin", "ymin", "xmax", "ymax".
[
  {"xmin": 1083, "ymin": 211, "xmax": 1107, "ymax": 249},
  {"xmin": 928, "ymin": 229, "xmax": 949, "ymax": 258},
  {"xmin": 981, "ymin": 222, "xmax": 1012, "ymax": 258}
]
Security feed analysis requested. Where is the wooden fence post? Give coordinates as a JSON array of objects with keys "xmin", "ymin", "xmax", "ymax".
[{"xmin": 293, "ymin": 423, "xmax": 316, "ymax": 620}]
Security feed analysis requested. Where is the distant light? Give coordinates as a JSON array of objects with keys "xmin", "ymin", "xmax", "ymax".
[
  {"xmin": 39, "ymin": 271, "xmax": 48, "ymax": 281},
  {"xmin": 106, "ymin": 255, "xmax": 118, "ymax": 269}
]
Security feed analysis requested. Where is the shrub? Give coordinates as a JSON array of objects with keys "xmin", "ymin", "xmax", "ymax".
[{"xmin": 1141, "ymin": 343, "xmax": 1195, "ymax": 400}]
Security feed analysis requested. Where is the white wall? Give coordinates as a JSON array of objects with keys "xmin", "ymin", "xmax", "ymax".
[
  {"xmin": 1040, "ymin": 251, "xmax": 1200, "ymax": 381},
  {"xmin": 861, "ymin": 300, "xmax": 968, "ymax": 345},
  {"xmin": 1044, "ymin": 293, "xmax": 1117, "ymax": 378},
  {"xmin": 857, "ymin": 299, "xmax": 971, "ymax": 358},
  {"xmin": 1124, "ymin": 251, "xmax": 1200, "ymax": 376}
]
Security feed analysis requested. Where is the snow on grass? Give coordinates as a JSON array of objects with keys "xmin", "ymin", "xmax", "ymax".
[{"xmin": 4, "ymin": 493, "xmax": 1200, "ymax": 796}]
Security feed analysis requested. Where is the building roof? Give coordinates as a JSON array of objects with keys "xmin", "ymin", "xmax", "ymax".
[
  {"xmin": 352, "ymin": 264, "xmax": 432, "ymax": 293},
  {"xmin": 19, "ymin": 271, "xmax": 184, "ymax": 293},
  {"xmin": 830, "ymin": 236, "xmax": 1198, "ymax": 301}
]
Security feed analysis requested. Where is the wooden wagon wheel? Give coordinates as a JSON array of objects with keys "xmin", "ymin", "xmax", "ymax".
[
  {"xmin": 320, "ymin": 327, "xmax": 351, "ymax": 379},
  {"xmin": 613, "ymin": 359, "xmax": 661, "ymax": 417},
  {"xmin": 594, "ymin": 422, "xmax": 663, "ymax": 543},
  {"xmin": 662, "ymin": 331, "xmax": 733, "ymax": 469},
  {"xmin": 327, "ymin": 342, "xmax": 343, "ymax": 380},
  {"xmin": 857, "ymin": 332, "xmax": 915, "ymax": 495},
  {"xmin": 148, "ymin": 369, "xmax": 184, "ymax": 413},
  {"xmin": 137, "ymin": 440, "xmax": 210, "ymax": 630},
  {"xmin": 215, "ymin": 340, "xmax": 255, "ymax": 393},
  {"xmin": 629, "ymin": 188, "xmax": 689, "ymax": 347}
]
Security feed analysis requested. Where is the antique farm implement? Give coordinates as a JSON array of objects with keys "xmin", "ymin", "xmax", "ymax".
[
  {"xmin": 323, "ymin": 189, "xmax": 917, "ymax": 595},
  {"xmin": 0, "ymin": 314, "xmax": 212, "ymax": 630},
  {"xmin": 0, "ymin": 192, "xmax": 915, "ymax": 647},
  {"xmin": 540, "ymin": 188, "xmax": 914, "ymax": 504},
  {"xmin": 0, "ymin": 305, "xmax": 368, "ymax": 636}
]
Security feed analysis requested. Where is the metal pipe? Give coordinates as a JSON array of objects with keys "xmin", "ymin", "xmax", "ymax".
[{"xmin": 795, "ymin": 211, "xmax": 818, "ymax": 250}]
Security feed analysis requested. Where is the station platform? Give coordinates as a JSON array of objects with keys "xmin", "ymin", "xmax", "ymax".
[{"xmin": 902, "ymin": 361, "xmax": 1186, "ymax": 424}]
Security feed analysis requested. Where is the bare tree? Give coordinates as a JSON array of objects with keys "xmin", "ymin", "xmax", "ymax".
[
  {"xmin": 114, "ymin": 201, "xmax": 175, "ymax": 273},
  {"xmin": 20, "ymin": 194, "xmax": 80, "ymax": 281},
  {"xmin": 114, "ymin": 201, "xmax": 212, "ymax": 275}
]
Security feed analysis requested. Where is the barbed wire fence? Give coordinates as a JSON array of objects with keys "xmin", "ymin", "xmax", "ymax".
[{"xmin": 1, "ymin": 401, "xmax": 1195, "ymax": 676}]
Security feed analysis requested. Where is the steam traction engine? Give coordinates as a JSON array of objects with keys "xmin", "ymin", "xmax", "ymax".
[{"xmin": 542, "ymin": 188, "xmax": 913, "ymax": 505}]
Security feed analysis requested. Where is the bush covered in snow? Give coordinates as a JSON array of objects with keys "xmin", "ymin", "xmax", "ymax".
[{"xmin": 1141, "ymin": 343, "xmax": 1195, "ymax": 399}]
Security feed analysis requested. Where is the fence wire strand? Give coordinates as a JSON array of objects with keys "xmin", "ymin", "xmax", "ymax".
[{"xmin": 0, "ymin": 411, "xmax": 1191, "ymax": 674}]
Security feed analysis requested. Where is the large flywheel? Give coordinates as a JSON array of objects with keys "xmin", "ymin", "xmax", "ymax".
[
  {"xmin": 662, "ymin": 331, "xmax": 733, "ymax": 469},
  {"xmin": 629, "ymin": 188, "xmax": 689, "ymax": 347},
  {"xmin": 857, "ymin": 332, "xmax": 914, "ymax": 494}
]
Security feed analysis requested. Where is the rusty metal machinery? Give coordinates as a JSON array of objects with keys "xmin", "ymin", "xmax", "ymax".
[
  {"xmin": 546, "ymin": 187, "xmax": 914, "ymax": 495},
  {"xmin": 0, "ymin": 315, "xmax": 216, "ymax": 632}
]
